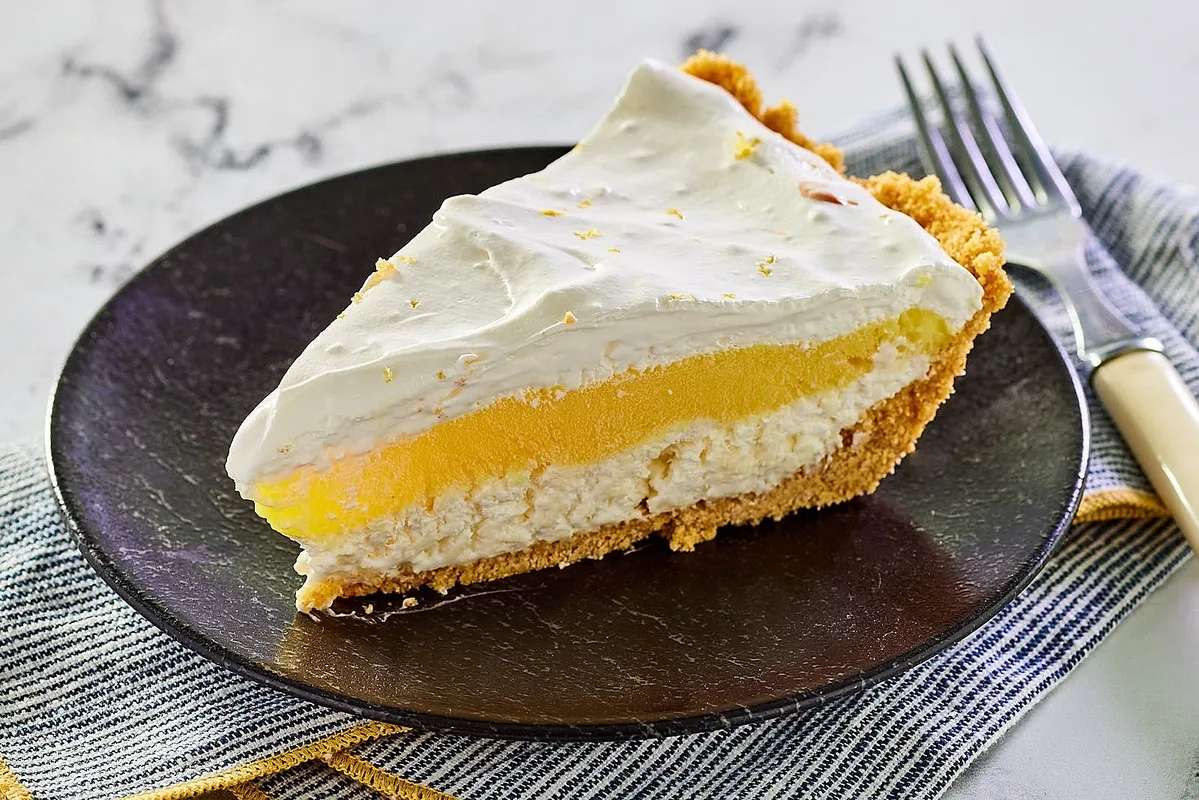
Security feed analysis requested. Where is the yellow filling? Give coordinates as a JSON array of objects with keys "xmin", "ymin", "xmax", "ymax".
[{"xmin": 254, "ymin": 309, "xmax": 951, "ymax": 540}]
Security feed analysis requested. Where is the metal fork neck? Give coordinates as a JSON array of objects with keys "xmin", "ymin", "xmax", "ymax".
[
  {"xmin": 1085, "ymin": 337, "xmax": 1165, "ymax": 374},
  {"xmin": 1003, "ymin": 214, "xmax": 1157, "ymax": 375}
]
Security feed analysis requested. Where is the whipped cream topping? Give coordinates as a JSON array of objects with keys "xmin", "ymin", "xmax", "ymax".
[{"xmin": 227, "ymin": 59, "xmax": 983, "ymax": 487}]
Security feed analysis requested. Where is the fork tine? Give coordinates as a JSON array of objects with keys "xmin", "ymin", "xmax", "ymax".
[
  {"xmin": 895, "ymin": 55, "xmax": 977, "ymax": 213},
  {"xmin": 976, "ymin": 37, "xmax": 1081, "ymax": 216},
  {"xmin": 948, "ymin": 43, "xmax": 1038, "ymax": 212},
  {"xmin": 920, "ymin": 50, "xmax": 1009, "ymax": 221}
]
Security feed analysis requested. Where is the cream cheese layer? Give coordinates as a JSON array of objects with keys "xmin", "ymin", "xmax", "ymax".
[{"xmin": 227, "ymin": 59, "xmax": 982, "ymax": 489}]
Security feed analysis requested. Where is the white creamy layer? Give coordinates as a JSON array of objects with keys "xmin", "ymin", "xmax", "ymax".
[
  {"xmin": 228, "ymin": 59, "xmax": 982, "ymax": 487},
  {"xmin": 295, "ymin": 343, "xmax": 930, "ymax": 599}
]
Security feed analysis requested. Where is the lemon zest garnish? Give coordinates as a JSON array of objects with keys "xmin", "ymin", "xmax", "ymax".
[
  {"xmin": 722, "ymin": 292, "xmax": 736, "ymax": 299},
  {"xmin": 541, "ymin": 209, "xmax": 565, "ymax": 217},
  {"xmin": 666, "ymin": 208, "xmax": 684, "ymax": 219},
  {"xmin": 734, "ymin": 130, "xmax": 762, "ymax": 159},
  {"xmin": 436, "ymin": 370, "xmax": 446, "ymax": 380},
  {"xmin": 607, "ymin": 247, "xmax": 621, "ymax": 253},
  {"xmin": 383, "ymin": 367, "xmax": 394, "ymax": 383},
  {"xmin": 577, "ymin": 199, "xmax": 593, "ymax": 209},
  {"xmin": 574, "ymin": 228, "xmax": 600, "ymax": 240},
  {"xmin": 395, "ymin": 254, "xmax": 416, "ymax": 264},
  {"xmin": 361, "ymin": 259, "xmax": 398, "ymax": 294},
  {"xmin": 409, "ymin": 299, "xmax": 420, "ymax": 308},
  {"xmin": 757, "ymin": 255, "xmax": 775, "ymax": 277},
  {"xmin": 563, "ymin": 312, "xmax": 577, "ymax": 324}
]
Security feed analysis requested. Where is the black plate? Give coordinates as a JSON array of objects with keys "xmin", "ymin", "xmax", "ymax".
[{"xmin": 47, "ymin": 147, "xmax": 1088, "ymax": 740}]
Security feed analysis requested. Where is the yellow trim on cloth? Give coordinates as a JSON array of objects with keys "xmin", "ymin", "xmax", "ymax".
[
  {"xmin": 119, "ymin": 722, "xmax": 405, "ymax": 800},
  {"xmin": 323, "ymin": 751, "xmax": 459, "ymax": 800},
  {"xmin": 228, "ymin": 782, "xmax": 277, "ymax": 800},
  {"xmin": 0, "ymin": 489, "xmax": 1169, "ymax": 800},
  {"xmin": 1075, "ymin": 488, "xmax": 1169, "ymax": 523}
]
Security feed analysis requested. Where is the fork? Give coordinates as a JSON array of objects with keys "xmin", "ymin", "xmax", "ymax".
[{"xmin": 897, "ymin": 39, "xmax": 1199, "ymax": 552}]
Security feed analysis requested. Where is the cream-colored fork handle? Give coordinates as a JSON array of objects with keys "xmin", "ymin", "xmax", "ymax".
[{"xmin": 1092, "ymin": 349, "xmax": 1199, "ymax": 551}]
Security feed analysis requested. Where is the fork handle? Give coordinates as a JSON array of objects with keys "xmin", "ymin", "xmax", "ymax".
[{"xmin": 1092, "ymin": 349, "xmax": 1199, "ymax": 551}]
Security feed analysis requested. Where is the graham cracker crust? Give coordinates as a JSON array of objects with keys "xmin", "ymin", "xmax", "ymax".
[{"xmin": 294, "ymin": 54, "xmax": 1012, "ymax": 613}]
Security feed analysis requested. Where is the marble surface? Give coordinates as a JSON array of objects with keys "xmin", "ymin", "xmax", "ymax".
[{"xmin": 4, "ymin": 0, "xmax": 1199, "ymax": 797}]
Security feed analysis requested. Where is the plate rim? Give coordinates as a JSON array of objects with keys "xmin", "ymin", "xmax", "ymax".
[{"xmin": 45, "ymin": 146, "xmax": 1091, "ymax": 741}]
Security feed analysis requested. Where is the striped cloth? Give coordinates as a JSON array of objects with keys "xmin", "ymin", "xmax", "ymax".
[{"xmin": 2, "ymin": 116, "xmax": 1196, "ymax": 800}]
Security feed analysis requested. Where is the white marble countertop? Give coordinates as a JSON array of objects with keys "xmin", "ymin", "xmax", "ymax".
[{"xmin": 5, "ymin": 1, "xmax": 1199, "ymax": 797}]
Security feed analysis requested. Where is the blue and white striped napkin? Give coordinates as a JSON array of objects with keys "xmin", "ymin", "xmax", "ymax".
[{"xmin": 1, "ymin": 114, "xmax": 1194, "ymax": 800}]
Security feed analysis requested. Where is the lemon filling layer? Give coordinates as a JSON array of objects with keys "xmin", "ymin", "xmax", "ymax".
[{"xmin": 252, "ymin": 309, "xmax": 950, "ymax": 541}]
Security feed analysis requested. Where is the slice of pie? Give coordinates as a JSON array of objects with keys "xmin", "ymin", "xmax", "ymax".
[{"xmin": 227, "ymin": 52, "xmax": 1010, "ymax": 612}]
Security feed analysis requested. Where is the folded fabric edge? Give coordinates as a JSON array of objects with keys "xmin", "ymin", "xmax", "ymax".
[
  {"xmin": 321, "ymin": 751, "xmax": 458, "ymax": 799},
  {"xmin": 229, "ymin": 754, "xmax": 457, "ymax": 800},
  {"xmin": 228, "ymin": 750, "xmax": 463, "ymax": 800},
  {"xmin": 117, "ymin": 722, "xmax": 405, "ymax": 800},
  {"xmin": 227, "ymin": 783, "xmax": 274, "ymax": 800},
  {"xmin": 1076, "ymin": 488, "xmax": 1168, "ymax": 523}
]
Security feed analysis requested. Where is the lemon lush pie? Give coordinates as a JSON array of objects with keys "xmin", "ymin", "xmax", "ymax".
[{"xmin": 227, "ymin": 53, "xmax": 1009, "ymax": 612}]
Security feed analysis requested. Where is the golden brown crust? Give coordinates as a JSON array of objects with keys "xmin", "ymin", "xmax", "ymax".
[
  {"xmin": 681, "ymin": 50, "xmax": 846, "ymax": 173},
  {"xmin": 856, "ymin": 172, "xmax": 1009, "ymax": 297},
  {"xmin": 295, "ymin": 58, "xmax": 1013, "ymax": 613}
]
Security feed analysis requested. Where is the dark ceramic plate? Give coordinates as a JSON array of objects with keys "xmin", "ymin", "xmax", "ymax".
[{"xmin": 48, "ymin": 147, "xmax": 1088, "ymax": 741}]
